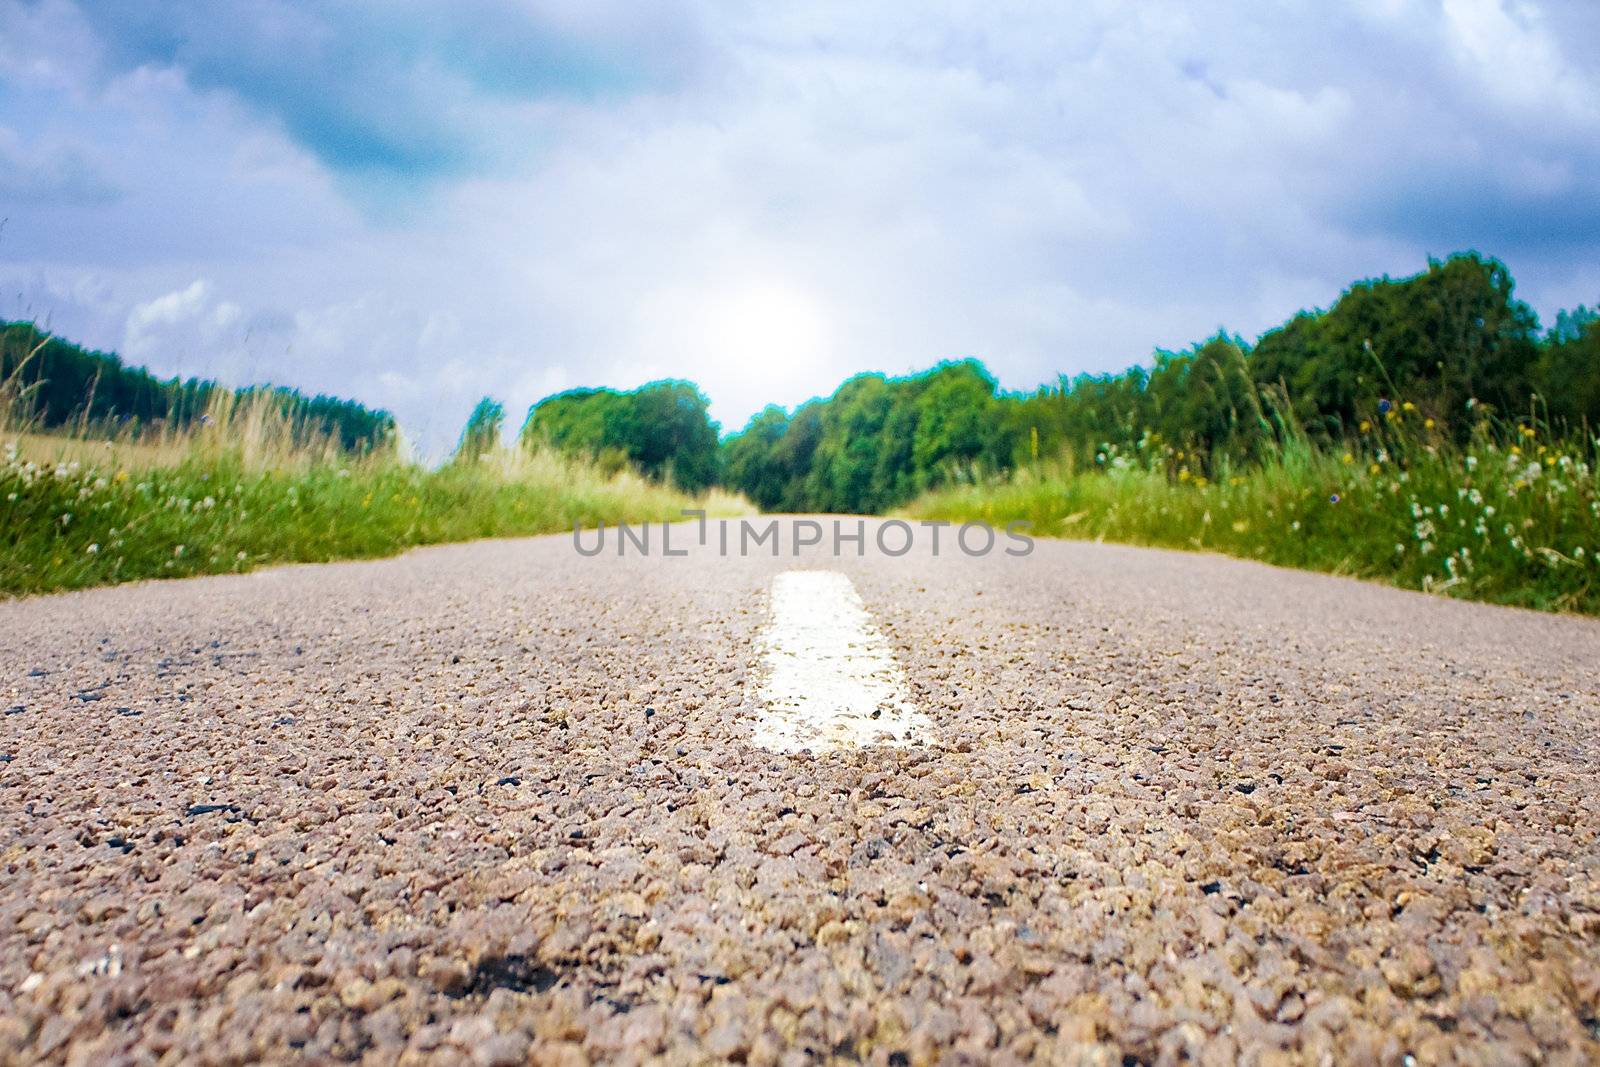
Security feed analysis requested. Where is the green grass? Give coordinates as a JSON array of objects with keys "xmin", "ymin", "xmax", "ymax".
[
  {"xmin": 907, "ymin": 413, "xmax": 1600, "ymax": 615},
  {"xmin": 1, "ymin": 439, "xmax": 745, "ymax": 597}
]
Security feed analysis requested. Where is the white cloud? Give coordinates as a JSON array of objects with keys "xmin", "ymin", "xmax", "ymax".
[
  {"xmin": 1442, "ymin": 0, "xmax": 1598, "ymax": 120},
  {"xmin": 1, "ymin": 0, "xmax": 1597, "ymax": 457},
  {"xmin": 124, "ymin": 280, "xmax": 216, "ymax": 358}
]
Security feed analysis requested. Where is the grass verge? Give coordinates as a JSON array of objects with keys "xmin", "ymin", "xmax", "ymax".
[
  {"xmin": 2, "ymin": 401, "xmax": 747, "ymax": 597},
  {"xmin": 906, "ymin": 415, "xmax": 1600, "ymax": 615}
]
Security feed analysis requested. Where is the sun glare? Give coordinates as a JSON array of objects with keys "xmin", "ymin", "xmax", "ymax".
[{"xmin": 705, "ymin": 281, "xmax": 831, "ymax": 373}]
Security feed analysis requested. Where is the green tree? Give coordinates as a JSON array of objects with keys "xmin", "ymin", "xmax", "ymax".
[
  {"xmin": 722, "ymin": 406, "xmax": 793, "ymax": 511},
  {"xmin": 624, "ymin": 381, "xmax": 721, "ymax": 492},
  {"xmin": 1535, "ymin": 309, "xmax": 1600, "ymax": 431},
  {"xmin": 521, "ymin": 380, "xmax": 720, "ymax": 492},
  {"xmin": 455, "ymin": 397, "xmax": 505, "ymax": 463},
  {"xmin": 1140, "ymin": 335, "xmax": 1269, "ymax": 470},
  {"xmin": 719, "ymin": 359, "xmax": 1014, "ymax": 513},
  {"xmin": 910, "ymin": 360, "xmax": 1011, "ymax": 487},
  {"xmin": 1251, "ymin": 254, "xmax": 1540, "ymax": 436},
  {"xmin": 806, "ymin": 374, "xmax": 894, "ymax": 512}
]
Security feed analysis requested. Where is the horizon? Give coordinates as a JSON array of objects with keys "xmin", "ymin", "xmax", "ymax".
[
  {"xmin": 6, "ymin": 248, "xmax": 1578, "ymax": 448},
  {"xmin": 3, "ymin": 1, "xmax": 1598, "ymax": 455}
]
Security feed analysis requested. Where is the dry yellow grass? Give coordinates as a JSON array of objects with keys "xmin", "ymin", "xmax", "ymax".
[
  {"xmin": 6, "ymin": 387, "xmax": 366, "ymax": 472},
  {"xmin": 4, "ymin": 389, "xmax": 751, "ymax": 595}
]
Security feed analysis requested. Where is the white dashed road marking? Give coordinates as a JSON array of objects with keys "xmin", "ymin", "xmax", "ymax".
[{"xmin": 752, "ymin": 570, "xmax": 931, "ymax": 753}]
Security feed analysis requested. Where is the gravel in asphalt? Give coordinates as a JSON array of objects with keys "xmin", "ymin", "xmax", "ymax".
[{"xmin": 1, "ymin": 520, "xmax": 1598, "ymax": 1065}]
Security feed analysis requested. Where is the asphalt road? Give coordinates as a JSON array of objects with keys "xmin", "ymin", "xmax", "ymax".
[{"xmin": 2, "ymin": 520, "xmax": 1598, "ymax": 1065}]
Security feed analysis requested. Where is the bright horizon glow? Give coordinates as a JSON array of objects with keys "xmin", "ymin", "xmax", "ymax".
[{"xmin": 694, "ymin": 280, "xmax": 836, "ymax": 430}]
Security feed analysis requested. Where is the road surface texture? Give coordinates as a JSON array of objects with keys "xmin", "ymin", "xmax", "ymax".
[{"xmin": 2, "ymin": 519, "xmax": 1598, "ymax": 1066}]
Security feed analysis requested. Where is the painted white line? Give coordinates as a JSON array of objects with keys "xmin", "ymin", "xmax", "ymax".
[{"xmin": 752, "ymin": 570, "xmax": 931, "ymax": 753}]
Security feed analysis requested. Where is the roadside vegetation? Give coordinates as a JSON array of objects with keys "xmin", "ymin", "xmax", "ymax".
[
  {"xmin": 1, "ymin": 339, "xmax": 741, "ymax": 596},
  {"xmin": 1, "ymin": 321, "xmax": 393, "ymax": 452},
  {"xmin": 714, "ymin": 253, "xmax": 1599, "ymax": 614},
  {"xmin": 907, "ymin": 410, "xmax": 1599, "ymax": 614},
  {"xmin": 718, "ymin": 255, "xmax": 1600, "ymax": 513},
  {"xmin": 5, "ymin": 250, "xmax": 1598, "ymax": 611}
]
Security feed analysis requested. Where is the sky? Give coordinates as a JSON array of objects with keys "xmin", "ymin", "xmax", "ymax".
[{"xmin": 2, "ymin": 0, "xmax": 1598, "ymax": 457}]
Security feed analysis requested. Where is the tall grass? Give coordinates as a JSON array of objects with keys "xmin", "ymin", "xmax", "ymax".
[
  {"xmin": 907, "ymin": 406, "xmax": 1600, "ymax": 614},
  {"xmin": 1, "ymin": 381, "xmax": 745, "ymax": 597}
]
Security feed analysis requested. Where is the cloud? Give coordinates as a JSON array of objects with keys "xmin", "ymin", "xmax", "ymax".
[
  {"xmin": 1, "ymin": 0, "xmax": 1597, "ymax": 458},
  {"xmin": 70, "ymin": 1, "xmax": 706, "ymax": 176},
  {"xmin": 123, "ymin": 280, "xmax": 248, "ymax": 376},
  {"xmin": 0, "ymin": 126, "xmax": 118, "ymax": 204},
  {"xmin": 1441, "ymin": 0, "xmax": 1599, "ymax": 119}
]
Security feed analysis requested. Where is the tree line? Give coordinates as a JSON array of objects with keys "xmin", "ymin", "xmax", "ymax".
[
  {"xmin": 1, "ymin": 321, "xmax": 396, "ymax": 453},
  {"xmin": 11, "ymin": 251, "xmax": 1599, "ymax": 510},
  {"xmin": 717, "ymin": 252, "xmax": 1598, "ymax": 512}
]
